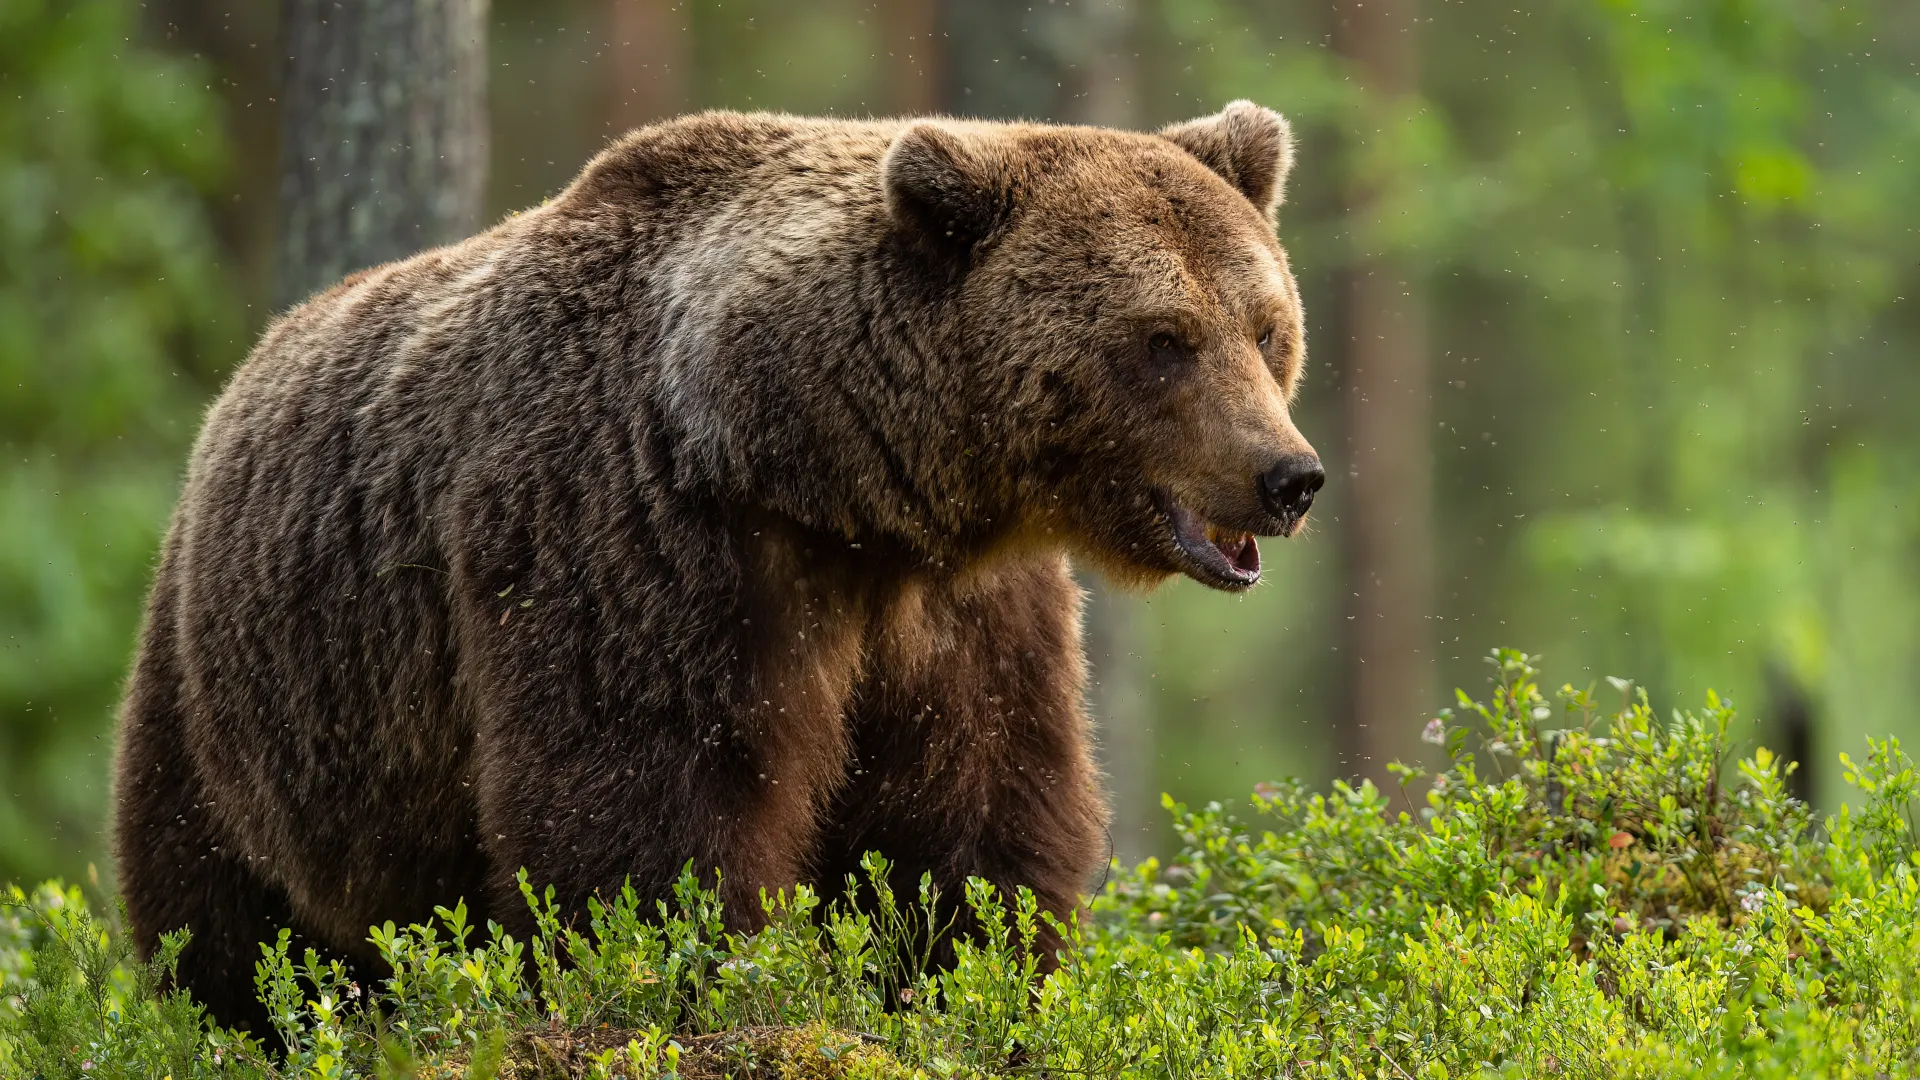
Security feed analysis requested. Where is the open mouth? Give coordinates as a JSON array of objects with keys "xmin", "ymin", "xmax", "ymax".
[{"xmin": 1158, "ymin": 494, "xmax": 1262, "ymax": 590}]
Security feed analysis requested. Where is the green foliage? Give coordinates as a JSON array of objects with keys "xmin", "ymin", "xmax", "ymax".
[
  {"xmin": 0, "ymin": 0, "xmax": 243, "ymax": 884},
  {"xmin": 1105, "ymin": 649, "xmax": 1830, "ymax": 951},
  {"xmin": 0, "ymin": 882, "xmax": 243, "ymax": 1079},
  {"xmin": 7, "ymin": 653, "xmax": 1920, "ymax": 1076},
  {"xmin": 1094, "ymin": 649, "xmax": 1913, "ymax": 1076},
  {"xmin": 1145, "ymin": 0, "xmax": 1920, "ymax": 808}
]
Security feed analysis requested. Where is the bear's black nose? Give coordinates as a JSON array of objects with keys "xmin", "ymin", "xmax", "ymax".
[{"xmin": 1260, "ymin": 453, "xmax": 1325, "ymax": 523}]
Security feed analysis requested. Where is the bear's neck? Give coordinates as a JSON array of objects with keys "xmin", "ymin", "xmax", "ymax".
[
  {"xmin": 543, "ymin": 132, "xmax": 1042, "ymax": 569},
  {"xmin": 632, "ymin": 259, "xmax": 1030, "ymax": 567}
]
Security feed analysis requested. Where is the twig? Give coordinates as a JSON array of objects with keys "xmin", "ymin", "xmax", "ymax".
[{"xmin": 1379, "ymin": 1045, "xmax": 1418, "ymax": 1080}]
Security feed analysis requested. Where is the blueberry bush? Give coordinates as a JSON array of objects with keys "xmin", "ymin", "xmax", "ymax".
[{"xmin": 6, "ymin": 650, "xmax": 1920, "ymax": 1078}]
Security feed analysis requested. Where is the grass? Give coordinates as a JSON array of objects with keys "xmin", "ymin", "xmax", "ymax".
[{"xmin": 6, "ymin": 648, "xmax": 1920, "ymax": 1078}]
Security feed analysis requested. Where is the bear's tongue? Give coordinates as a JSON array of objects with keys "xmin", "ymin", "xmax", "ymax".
[
  {"xmin": 1204, "ymin": 522, "xmax": 1261, "ymax": 575},
  {"xmin": 1166, "ymin": 501, "xmax": 1261, "ymax": 586}
]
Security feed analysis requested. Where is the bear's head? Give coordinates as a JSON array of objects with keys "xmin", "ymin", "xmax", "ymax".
[{"xmin": 883, "ymin": 101, "xmax": 1322, "ymax": 592}]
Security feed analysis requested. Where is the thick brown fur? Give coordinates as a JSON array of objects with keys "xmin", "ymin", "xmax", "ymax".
[{"xmin": 114, "ymin": 103, "xmax": 1319, "ymax": 1032}]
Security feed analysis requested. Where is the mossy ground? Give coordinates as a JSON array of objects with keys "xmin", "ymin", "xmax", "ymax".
[{"xmin": 477, "ymin": 1024, "xmax": 910, "ymax": 1079}]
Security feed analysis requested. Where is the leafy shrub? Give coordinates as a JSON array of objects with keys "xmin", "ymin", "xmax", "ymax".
[{"xmin": 6, "ymin": 649, "xmax": 1920, "ymax": 1077}]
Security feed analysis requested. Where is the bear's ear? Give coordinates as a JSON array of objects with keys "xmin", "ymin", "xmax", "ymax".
[
  {"xmin": 1158, "ymin": 100, "xmax": 1294, "ymax": 218},
  {"xmin": 882, "ymin": 123, "xmax": 1011, "ymax": 251}
]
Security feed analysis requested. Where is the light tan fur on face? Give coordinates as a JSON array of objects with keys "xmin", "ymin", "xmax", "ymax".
[
  {"xmin": 1148, "ymin": 233, "xmax": 1315, "ymax": 530},
  {"xmin": 952, "ymin": 110, "xmax": 1317, "ymax": 585}
]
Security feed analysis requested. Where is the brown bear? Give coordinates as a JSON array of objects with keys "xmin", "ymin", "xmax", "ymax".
[{"xmin": 113, "ymin": 101, "xmax": 1323, "ymax": 1032}]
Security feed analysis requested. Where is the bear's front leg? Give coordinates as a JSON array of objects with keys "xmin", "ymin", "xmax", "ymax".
[
  {"xmin": 452, "ymin": 510, "xmax": 864, "ymax": 938},
  {"xmin": 469, "ymin": 706, "xmax": 836, "ymax": 937},
  {"xmin": 821, "ymin": 555, "xmax": 1109, "ymax": 967}
]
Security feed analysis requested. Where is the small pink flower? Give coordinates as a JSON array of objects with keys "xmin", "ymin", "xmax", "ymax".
[{"xmin": 1421, "ymin": 718, "xmax": 1447, "ymax": 746}]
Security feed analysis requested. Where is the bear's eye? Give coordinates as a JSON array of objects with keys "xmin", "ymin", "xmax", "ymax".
[
  {"xmin": 1147, "ymin": 332, "xmax": 1189, "ymax": 362},
  {"xmin": 1257, "ymin": 326, "xmax": 1275, "ymax": 349}
]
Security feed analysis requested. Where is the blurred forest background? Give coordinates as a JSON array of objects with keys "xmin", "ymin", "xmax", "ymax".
[{"xmin": 3, "ymin": 0, "xmax": 1917, "ymax": 886}]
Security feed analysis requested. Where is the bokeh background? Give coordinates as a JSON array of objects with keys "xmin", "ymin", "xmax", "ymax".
[{"xmin": 4, "ymin": 0, "xmax": 1918, "ymax": 886}]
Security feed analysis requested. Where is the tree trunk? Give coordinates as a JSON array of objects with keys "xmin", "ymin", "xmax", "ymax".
[
  {"xmin": 1075, "ymin": 0, "xmax": 1134, "ymax": 129},
  {"xmin": 1334, "ymin": 0, "xmax": 1435, "ymax": 789},
  {"xmin": 930, "ymin": 0, "xmax": 1154, "ymax": 860},
  {"xmin": 604, "ymin": 0, "xmax": 687, "ymax": 135},
  {"xmin": 936, "ymin": 0, "xmax": 1072, "ymax": 121},
  {"xmin": 277, "ymin": 0, "xmax": 489, "ymax": 308},
  {"xmin": 1064, "ymin": 0, "xmax": 1156, "ymax": 864},
  {"xmin": 880, "ymin": 0, "xmax": 941, "ymax": 115},
  {"xmin": 1080, "ymin": 582, "xmax": 1155, "ymax": 862}
]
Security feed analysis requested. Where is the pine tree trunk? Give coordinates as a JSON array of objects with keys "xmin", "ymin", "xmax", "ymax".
[
  {"xmin": 604, "ymin": 0, "xmax": 687, "ymax": 135},
  {"xmin": 936, "ymin": 0, "xmax": 1073, "ymax": 121},
  {"xmin": 931, "ymin": 0, "xmax": 1156, "ymax": 859},
  {"xmin": 880, "ymin": 0, "xmax": 941, "ymax": 115},
  {"xmin": 1335, "ymin": 0, "xmax": 1435, "ymax": 789},
  {"xmin": 277, "ymin": 0, "xmax": 489, "ymax": 308},
  {"xmin": 1065, "ymin": 0, "xmax": 1156, "ymax": 864}
]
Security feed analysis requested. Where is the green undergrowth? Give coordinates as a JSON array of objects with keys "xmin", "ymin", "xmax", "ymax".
[{"xmin": 7, "ymin": 649, "xmax": 1920, "ymax": 1078}]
